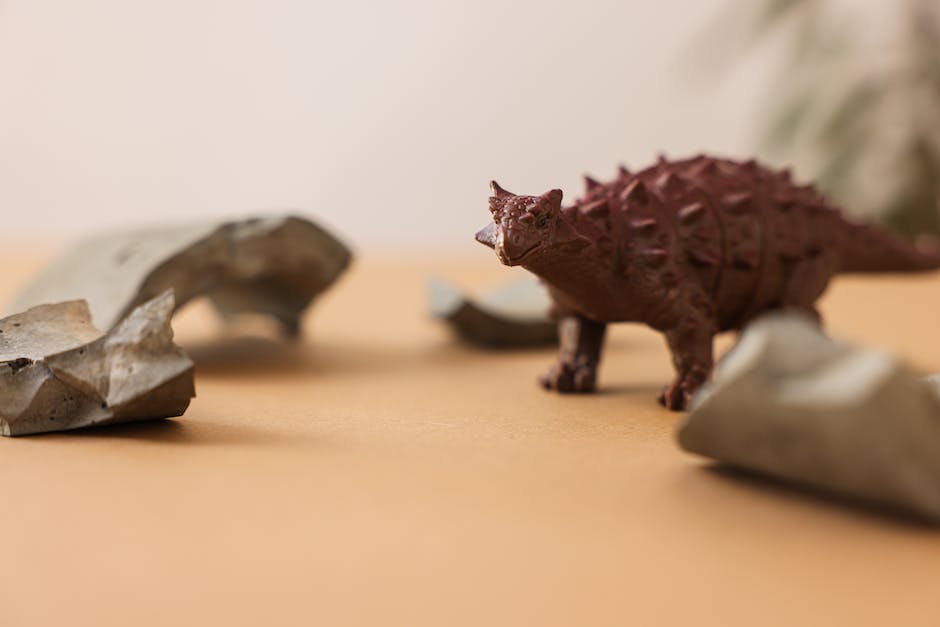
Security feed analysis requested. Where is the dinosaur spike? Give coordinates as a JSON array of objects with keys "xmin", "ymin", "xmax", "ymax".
[
  {"xmin": 620, "ymin": 180, "xmax": 651, "ymax": 205},
  {"xmin": 723, "ymin": 192, "xmax": 753, "ymax": 214},
  {"xmin": 688, "ymin": 249, "xmax": 718, "ymax": 267},
  {"xmin": 692, "ymin": 159, "xmax": 719, "ymax": 177},
  {"xmin": 490, "ymin": 180, "xmax": 513, "ymax": 199},
  {"xmin": 617, "ymin": 165, "xmax": 631, "ymax": 179},
  {"xmin": 583, "ymin": 175, "xmax": 601, "ymax": 192},
  {"xmin": 655, "ymin": 172, "xmax": 684, "ymax": 194},
  {"xmin": 629, "ymin": 217, "xmax": 658, "ymax": 232},
  {"xmin": 677, "ymin": 202, "xmax": 705, "ymax": 224},
  {"xmin": 581, "ymin": 199, "xmax": 609, "ymax": 218},
  {"xmin": 657, "ymin": 153, "xmax": 669, "ymax": 165},
  {"xmin": 639, "ymin": 248, "xmax": 669, "ymax": 267},
  {"xmin": 543, "ymin": 188, "xmax": 563, "ymax": 211}
]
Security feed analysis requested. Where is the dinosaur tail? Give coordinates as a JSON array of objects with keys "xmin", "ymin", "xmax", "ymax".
[{"xmin": 839, "ymin": 221, "xmax": 940, "ymax": 273}]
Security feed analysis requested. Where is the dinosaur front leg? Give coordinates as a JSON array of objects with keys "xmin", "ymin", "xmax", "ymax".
[
  {"xmin": 658, "ymin": 315, "xmax": 715, "ymax": 411},
  {"xmin": 539, "ymin": 314, "xmax": 607, "ymax": 393}
]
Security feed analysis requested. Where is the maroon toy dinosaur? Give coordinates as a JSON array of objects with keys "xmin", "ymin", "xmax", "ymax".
[{"xmin": 475, "ymin": 154, "xmax": 940, "ymax": 410}]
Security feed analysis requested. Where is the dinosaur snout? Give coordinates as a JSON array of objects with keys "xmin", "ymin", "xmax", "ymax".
[
  {"xmin": 476, "ymin": 223, "xmax": 539, "ymax": 265},
  {"xmin": 475, "ymin": 223, "xmax": 498, "ymax": 249},
  {"xmin": 497, "ymin": 228, "xmax": 539, "ymax": 266}
]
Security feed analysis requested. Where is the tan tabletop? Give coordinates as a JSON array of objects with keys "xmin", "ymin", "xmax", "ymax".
[{"xmin": 1, "ymin": 249, "xmax": 939, "ymax": 627}]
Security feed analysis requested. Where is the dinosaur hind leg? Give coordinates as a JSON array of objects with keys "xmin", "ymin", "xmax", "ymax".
[
  {"xmin": 655, "ymin": 290, "xmax": 717, "ymax": 411},
  {"xmin": 659, "ymin": 317, "xmax": 715, "ymax": 411}
]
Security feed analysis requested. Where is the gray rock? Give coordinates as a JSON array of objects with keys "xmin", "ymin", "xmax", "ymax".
[
  {"xmin": 677, "ymin": 313, "xmax": 940, "ymax": 521},
  {"xmin": 0, "ymin": 291, "xmax": 194, "ymax": 436},
  {"xmin": 10, "ymin": 215, "xmax": 351, "ymax": 334},
  {"xmin": 925, "ymin": 373, "xmax": 940, "ymax": 397},
  {"xmin": 429, "ymin": 277, "xmax": 556, "ymax": 347}
]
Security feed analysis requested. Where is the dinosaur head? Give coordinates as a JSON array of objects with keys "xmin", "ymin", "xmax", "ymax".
[{"xmin": 475, "ymin": 181, "xmax": 564, "ymax": 266}]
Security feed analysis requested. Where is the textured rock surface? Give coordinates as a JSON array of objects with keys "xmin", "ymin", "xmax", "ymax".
[
  {"xmin": 429, "ymin": 277, "xmax": 556, "ymax": 347},
  {"xmin": 10, "ymin": 215, "xmax": 351, "ymax": 334},
  {"xmin": 477, "ymin": 155, "xmax": 940, "ymax": 410},
  {"xmin": 0, "ymin": 291, "xmax": 194, "ymax": 436},
  {"xmin": 678, "ymin": 313, "xmax": 940, "ymax": 521}
]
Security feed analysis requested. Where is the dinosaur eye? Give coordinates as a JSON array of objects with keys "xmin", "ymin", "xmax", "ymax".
[{"xmin": 537, "ymin": 214, "xmax": 550, "ymax": 228}]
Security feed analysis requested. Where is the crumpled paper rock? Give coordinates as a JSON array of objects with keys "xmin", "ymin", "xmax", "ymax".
[
  {"xmin": 10, "ymin": 215, "xmax": 351, "ymax": 334},
  {"xmin": 429, "ymin": 277, "xmax": 556, "ymax": 347},
  {"xmin": 677, "ymin": 313, "xmax": 940, "ymax": 522},
  {"xmin": 0, "ymin": 291, "xmax": 194, "ymax": 436}
]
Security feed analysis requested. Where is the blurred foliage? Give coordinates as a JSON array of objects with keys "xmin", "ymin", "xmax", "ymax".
[{"xmin": 705, "ymin": 0, "xmax": 940, "ymax": 235}]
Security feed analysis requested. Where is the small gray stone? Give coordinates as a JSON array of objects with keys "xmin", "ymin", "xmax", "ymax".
[
  {"xmin": 0, "ymin": 291, "xmax": 194, "ymax": 436},
  {"xmin": 429, "ymin": 277, "xmax": 556, "ymax": 347},
  {"xmin": 677, "ymin": 313, "xmax": 940, "ymax": 521}
]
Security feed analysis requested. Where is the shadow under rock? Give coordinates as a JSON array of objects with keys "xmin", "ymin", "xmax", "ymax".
[
  {"xmin": 681, "ymin": 462, "xmax": 939, "ymax": 530},
  {"xmin": 47, "ymin": 418, "xmax": 192, "ymax": 443},
  {"xmin": 183, "ymin": 335, "xmax": 318, "ymax": 377},
  {"xmin": 185, "ymin": 332, "xmax": 564, "ymax": 379},
  {"xmin": 185, "ymin": 335, "xmax": 443, "ymax": 379},
  {"xmin": 44, "ymin": 416, "xmax": 328, "ymax": 448}
]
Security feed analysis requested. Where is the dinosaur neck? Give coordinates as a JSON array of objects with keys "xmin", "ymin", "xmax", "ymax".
[{"xmin": 521, "ymin": 212, "xmax": 601, "ymax": 300}]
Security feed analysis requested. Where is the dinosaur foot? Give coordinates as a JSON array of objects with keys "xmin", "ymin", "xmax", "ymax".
[
  {"xmin": 538, "ymin": 361, "xmax": 596, "ymax": 393},
  {"xmin": 657, "ymin": 384, "xmax": 691, "ymax": 411},
  {"xmin": 658, "ymin": 375, "xmax": 710, "ymax": 411}
]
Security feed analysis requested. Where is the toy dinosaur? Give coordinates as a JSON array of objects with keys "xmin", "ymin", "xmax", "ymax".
[{"xmin": 475, "ymin": 154, "xmax": 940, "ymax": 410}]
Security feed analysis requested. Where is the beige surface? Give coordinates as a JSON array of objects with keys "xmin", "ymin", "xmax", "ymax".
[{"xmin": 1, "ymin": 251, "xmax": 939, "ymax": 627}]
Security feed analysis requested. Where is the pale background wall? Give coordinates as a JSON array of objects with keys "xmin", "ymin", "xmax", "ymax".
[{"xmin": 0, "ymin": 0, "xmax": 781, "ymax": 253}]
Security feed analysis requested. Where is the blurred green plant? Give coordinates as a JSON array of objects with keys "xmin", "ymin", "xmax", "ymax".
[{"xmin": 705, "ymin": 0, "xmax": 940, "ymax": 235}]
